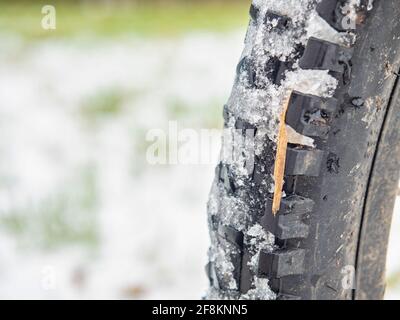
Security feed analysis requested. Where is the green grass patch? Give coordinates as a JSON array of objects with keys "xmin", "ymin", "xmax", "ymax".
[
  {"xmin": 0, "ymin": 166, "xmax": 99, "ymax": 251},
  {"xmin": 0, "ymin": 0, "xmax": 250, "ymax": 39},
  {"xmin": 167, "ymin": 98, "xmax": 224, "ymax": 129},
  {"xmin": 387, "ymin": 270, "xmax": 400, "ymax": 289},
  {"xmin": 80, "ymin": 88, "xmax": 126, "ymax": 121}
]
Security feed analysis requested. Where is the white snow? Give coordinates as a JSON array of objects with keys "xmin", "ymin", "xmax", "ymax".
[
  {"xmin": 385, "ymin": 188, "xmax": 400, "ymax": 300},
  {"xmin": 240, "ymin": 277, "xmax": 276, "ymax": 300},
  {"xmin": 245, "ymin": 224, "xmax": 275, "ymax": 274},
  {"xmin": 306, "ymin": 11, "xmax": 353, "ymax": 46},
  {"xmin": 0, "ymin": 31, "xmax": 244, "ymax": 299}
]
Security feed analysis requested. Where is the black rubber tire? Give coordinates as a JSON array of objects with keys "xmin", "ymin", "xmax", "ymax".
[{"xmin": 206, "ymin": 0, "xmax": 400, "ymax": 300}]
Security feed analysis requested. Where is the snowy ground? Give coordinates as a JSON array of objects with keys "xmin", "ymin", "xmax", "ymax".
[
  {"xmin": 386, "ymin": 194, "xmax": 400, "ymax": 300},
  {"xmin": 0, "ymin": 31, "xmax": 398, "ymax": 300}
]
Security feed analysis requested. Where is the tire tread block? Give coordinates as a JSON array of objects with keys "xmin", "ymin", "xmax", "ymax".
[
  {"xmin": 286, "ymin": 91, "xmax": 338, "ymax": 139},
  {"xmin": 218, "ymin": 224, "xmax": 244, "ymax": 248},
  {"xmin": 261, "ymin": 196, "xmax": 314, "ymax": 240},
  {"xmin": 316, "ymin": 0, "xmax": 346, "ymax": 31},
  {"xmin": 258, "ymin": 249, "xmax": 306, "ymax": 278},
  {"xmin": 299, "ymin": 37, "xmax": 353, "ymax": 73},
  {"xmin": 285, "ymin": 147, "xmax": 325, "ymax": 177}
]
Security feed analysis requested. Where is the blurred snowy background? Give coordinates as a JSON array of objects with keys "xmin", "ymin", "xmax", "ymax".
[{"xmin": 0, "ymin": 0, "xmax": 398, "ymax": 299}]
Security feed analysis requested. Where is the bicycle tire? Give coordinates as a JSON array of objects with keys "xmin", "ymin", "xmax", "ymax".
[{"xmin": 205, "ymin": 0, "xmax": 400, "ymax": 300}]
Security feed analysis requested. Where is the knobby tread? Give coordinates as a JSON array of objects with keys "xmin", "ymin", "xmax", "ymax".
[
  {"xmin": 207, "ymin": 0, "xmax": 400, "ymax": 300},
  {"xmin": 253, "ymin": 1, "xmax": 357, "ymax": 298},
  {"xmin": 286, "ymin": 91, "xmax": 338, "ymax": 139}
]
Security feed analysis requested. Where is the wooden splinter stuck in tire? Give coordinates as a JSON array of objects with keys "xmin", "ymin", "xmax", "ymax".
[{"xmin": 272, "ymin": 91, "xmax": 316, "ymax": 215}]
